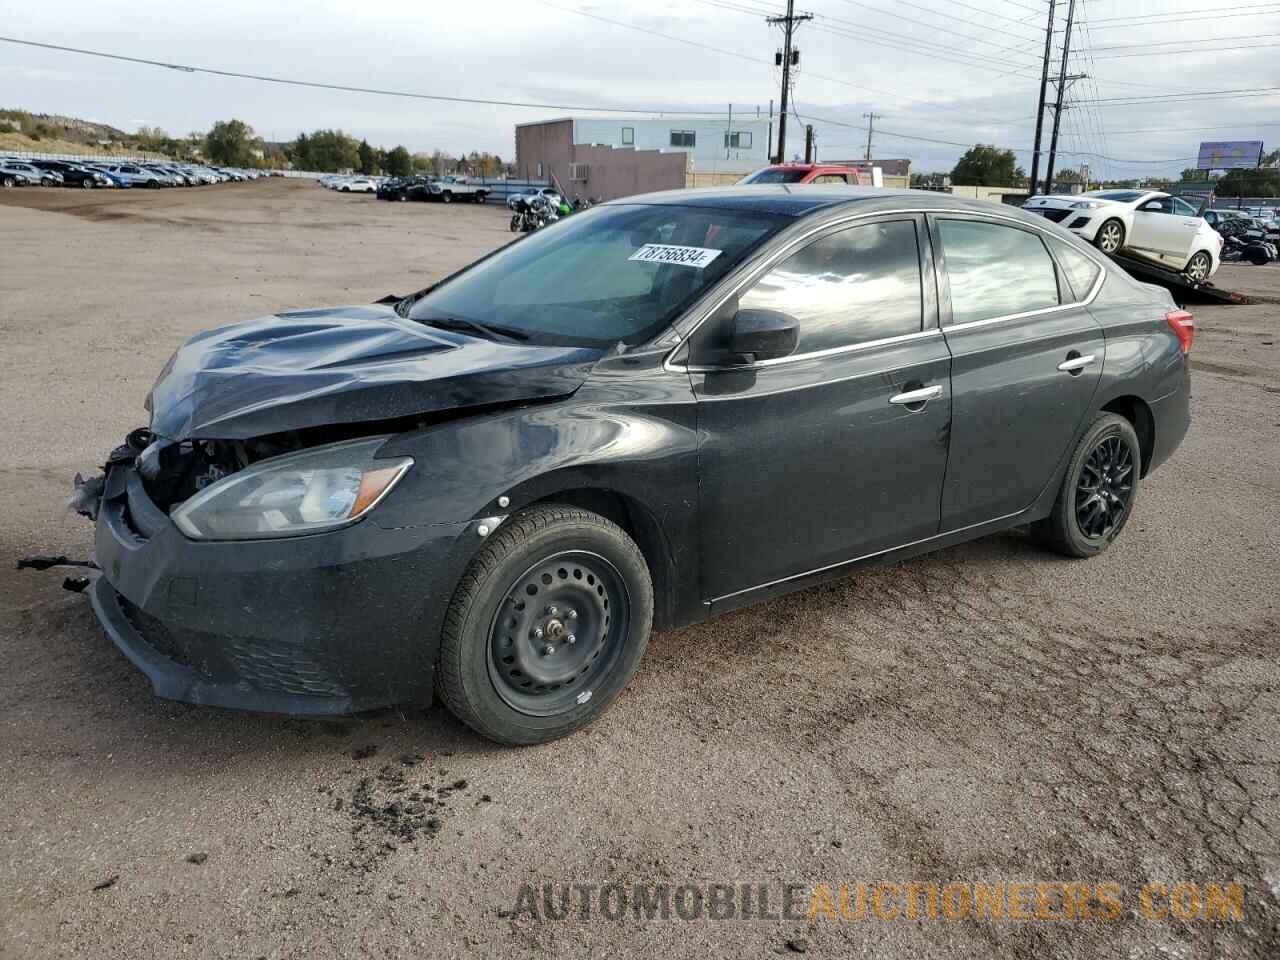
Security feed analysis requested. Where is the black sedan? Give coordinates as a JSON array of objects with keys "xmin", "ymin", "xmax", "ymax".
[
  {"xmin": 28, "ymin": 160, "xmax": 111, "ymax": 189},
  {"xmin": 65, "ymin": 187, "xmax": 1192, "ymax": 744}
]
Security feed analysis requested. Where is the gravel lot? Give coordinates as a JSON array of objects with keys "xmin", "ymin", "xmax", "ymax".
[{"xmin": 2, "ymin": 179, "xmax": 1278, "ymax": 959}]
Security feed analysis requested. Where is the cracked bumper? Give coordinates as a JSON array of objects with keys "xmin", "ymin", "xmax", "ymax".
[{"xmin": 91, "ymin": 464, "xmax": 475, "ymax": 714}]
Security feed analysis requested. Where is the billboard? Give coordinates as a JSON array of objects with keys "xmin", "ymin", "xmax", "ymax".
[{"xmin": 1197, "ymin": 141, "xmax": 1264, "ymax": 171}]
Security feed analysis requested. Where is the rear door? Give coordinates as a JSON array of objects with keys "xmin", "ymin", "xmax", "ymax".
[
  {"xmin": 930, "ymin": 214, "xmax": 1105, "ymax": 531},
  {"xmin": 688, "ymin": 214, "xmax": 952, "ymax": 603}
]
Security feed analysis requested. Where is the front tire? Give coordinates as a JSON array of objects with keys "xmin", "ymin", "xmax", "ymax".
[
  {"xmin": 436, "ymin": 505, "xmax": 654, "ymax": 745},
  {"xmin": 441, "ymin": 191, "xmax": 453, "ymax": 203},
  {"xmin": 81, "ymin": 178, "xmax": 94, "ymax": 189},
  {"xmin": 1094, "ymin": 218, "xmax": 1125, "ymax": 255},
  {"xmin": 1, "ymin": 176, "xmax": 14, "ymax": 188},
  {"xmin": 1032, "ymin": 413, "xmax": 1140, "ymax": 558},
  {"xmin": 509, "ymin": 214, "xmax": 520, "ymax": 232}
]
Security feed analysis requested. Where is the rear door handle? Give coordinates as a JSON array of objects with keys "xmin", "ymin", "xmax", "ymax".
[
  {"xmin": 1057, "ymin": 354, "xmax": 1096, "ymax": 372},
  {"xmin": 889, "ymin": 385, "xmax": 943, "ymax": 405}
]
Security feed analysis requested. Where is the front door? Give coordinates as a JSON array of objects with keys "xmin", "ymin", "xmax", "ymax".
[
  {"xmin": 686, "ymin": 214, "xmax": 952, "ymax": 604},
  {"xmin": 929, "ymin": 215, "xmax": 1105, "ymax": 531},
  {"xmin": 1129, "ymin": 196, "xmax": 1201, "ymax": 268}
]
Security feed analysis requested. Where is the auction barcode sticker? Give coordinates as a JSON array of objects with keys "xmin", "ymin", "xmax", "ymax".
[{"xmin": 629, "ymin": 244, "xmax": 723, "ymax": 269}]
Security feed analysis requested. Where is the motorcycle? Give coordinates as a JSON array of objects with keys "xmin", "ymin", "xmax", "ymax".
[
  {"xmin": 1216, "ymin": 217, "xmax": 1277, "ymax": 265},
  {"xmin": 508, "ymin": 195, "xmax": 558, "ymax": 233}
]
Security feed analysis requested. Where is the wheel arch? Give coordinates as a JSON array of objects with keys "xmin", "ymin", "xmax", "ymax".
[
  {"xmin": 519, "ymin": 487, "xmax": 680, "ymax": 630},
  {"xmin": 1100, "ymin": 395, "xmax": 1155, "ymax": 476}
]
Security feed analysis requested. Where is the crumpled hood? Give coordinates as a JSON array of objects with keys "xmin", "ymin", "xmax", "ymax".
[{"xmin": 146, "ymin": 304, "xmax": 604, "ymax": 440}]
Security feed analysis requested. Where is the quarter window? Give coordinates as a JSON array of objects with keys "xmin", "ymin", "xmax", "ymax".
[
  {"xmin": 938, "ymin": 219, "xmax": 1060, "ymax": 325},
  {"xmin": 737, "ymin": 220, "xmax": 923, "ymax": 354},
  {"xmin": 811, "ymin": 174, "xmax": 849, "ymax": 184},
  {"xmin": 1050, "ymin": 239, "xmax": 1102, "ymax": 301}
]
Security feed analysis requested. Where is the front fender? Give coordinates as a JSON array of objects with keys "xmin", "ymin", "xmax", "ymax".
[{"xmin": 371, "ymin": 355, "xmax": 702, "ymax": 622}]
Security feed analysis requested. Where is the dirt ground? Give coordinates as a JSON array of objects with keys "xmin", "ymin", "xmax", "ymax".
[{"xmin": 1, "ymin": 179, "xmax": 1278, "ymax": 959}]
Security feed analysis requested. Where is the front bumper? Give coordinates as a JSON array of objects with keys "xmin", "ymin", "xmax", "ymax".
[{"xmin": 89, "ymin": 464, "xmax": 475, "ymax": 714}]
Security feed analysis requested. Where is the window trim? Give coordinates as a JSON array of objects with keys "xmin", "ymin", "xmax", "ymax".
[
  {"xmin": 661, "ymin": 206, "xmax": 1106, "ymax": 373},
  {"xmin": 669, "ymin": 129, "xmax": 696, "ymax": 148},
  {"xmin": 621, "ymin": 126, "xmax": 634, "ymax": 146}
]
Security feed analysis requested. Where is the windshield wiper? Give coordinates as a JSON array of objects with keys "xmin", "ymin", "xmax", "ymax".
[{"xmin": 417, "ymin": 316, "xmax": 529, "ymax": 343}]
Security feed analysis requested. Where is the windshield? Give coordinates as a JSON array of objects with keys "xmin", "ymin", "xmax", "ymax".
[
  {"xmin": 407, "ymin": 203, "xmax": 789, "ymax": 347},
  {"xmin": 740, "ymin": 168, "xmax": 809, "ymax": 184}
]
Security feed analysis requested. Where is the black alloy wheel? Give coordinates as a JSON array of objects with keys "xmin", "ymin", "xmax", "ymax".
[
  {"xmin": 1032, "ymin": 412, "xmax": 1141, "ymax": 558},
  {"xmin": 1074, "ymin": 435, "xmax": 1134, "ymax": 540}
]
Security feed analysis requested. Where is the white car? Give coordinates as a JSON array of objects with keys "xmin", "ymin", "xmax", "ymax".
[
  {"xmin": 1024, "ymin": 189, "xmax": 1221, "ymax": 281},
  {"xmin": 339, "ymin": 177, "xmax": 377, "ymax": 193}
]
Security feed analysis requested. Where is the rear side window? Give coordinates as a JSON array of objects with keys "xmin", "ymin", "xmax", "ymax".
[
  {"xmin": 1050, "ymin": 239, "xmax": 1102, "ymax": 301},
  {"xmin": 938, "ymin": 219, "xmax": 1060, "ymax": 324},
  {"xmin": 737, "ymin": 219, "xmax": 923, "ymax": 353}
]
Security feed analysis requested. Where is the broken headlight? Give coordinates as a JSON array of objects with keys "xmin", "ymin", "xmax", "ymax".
[{"xmin": 171, "ymin": 437, "xmax": 412, "ymax": 540}]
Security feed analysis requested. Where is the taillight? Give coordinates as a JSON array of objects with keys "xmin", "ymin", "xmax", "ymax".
[{"xmin": 1166, "ymin": 309, "xmax": 1195, "ymax": 354}]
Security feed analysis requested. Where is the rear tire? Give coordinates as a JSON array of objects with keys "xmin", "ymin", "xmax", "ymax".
[
  {"xmin": 441, "ymin": 191, "xmax": 453, "ymax": 203},
  {"xmin": 2, "ymin": 176, "xmax": 14, "ymax": 188},
  {"xmin": 1185, "ymin": 250, "xmax": 1213, "ymax": 280},
  {"xmin": 1094, "ymin": 218, "xmax": 1125, "ymax": 255},
  {"xmin": 435, "ymin": 505, "xmax": 653, "ymax": 745},
  {"xmin": 81, "ymin": 178, "xmax": 93, "ymax": 189},
  {"xmin": 1032, "ymin": 413, "xmax": 1140, "ymax": 558}
]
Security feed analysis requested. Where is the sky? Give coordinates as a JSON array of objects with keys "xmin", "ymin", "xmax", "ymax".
[{"xmin": 3, "ymin": 0, "xmax": 1279, "ymax": 180}]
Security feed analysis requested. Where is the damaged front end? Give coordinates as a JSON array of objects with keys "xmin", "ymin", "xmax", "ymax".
[{"xmin": 35, "ymin": 301, "xmax": 604, "ymax": 715}]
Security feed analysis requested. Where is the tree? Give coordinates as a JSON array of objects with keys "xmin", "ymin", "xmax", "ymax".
[
  {"xmin": 357, "ymin": 138, "xmax": 376, "ymax": 174},
  {"xmin": 385, "ymin": 146, "xmax": 412, "ymax": 177},
  {"xmin": 1216, "ymin": 165, "xmax": 1280, "ymax": 199},
  {"xmin": 1180, "ymin": 167, "xmax": 1207, "ymax": 182},
  {"xmin": 950, "ymin": 144, "xmax": 1020, "ymax": 186},
  {"xmin": 205, "ymin": 119, "xmax": 261, "ymax": 166}
]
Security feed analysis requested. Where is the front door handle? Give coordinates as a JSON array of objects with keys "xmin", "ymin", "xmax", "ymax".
[
  {"xmin": 889, "ymin": 385, "xmax": 943, "ymax": 406},
  {"xmin": 1057, "ymin": 353, "xmax": 1096, "ymax": 373}
]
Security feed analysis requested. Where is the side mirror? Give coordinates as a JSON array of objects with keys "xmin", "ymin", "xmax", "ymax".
[{"xmin": 728, "ymin": 308, "xmax": 799, "ymax": 363}]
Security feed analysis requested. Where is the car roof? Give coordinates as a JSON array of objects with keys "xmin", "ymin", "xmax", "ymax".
[{"xmin": 603, "ymin": 185, "xmax": 1047, "ymax": 221}]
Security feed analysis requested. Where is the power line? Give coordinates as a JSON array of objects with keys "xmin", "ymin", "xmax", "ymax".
[
  {"xmin": 1088, "ymin": 1, "xmax": 1279, "ymax": 23},
  {"xmin": 0, "ymin": 34, "xmax": 744, "ymax": 116},
  {"xmin": 1091, "ymin": 43, "xmax": 1280, "ymax": 59}
]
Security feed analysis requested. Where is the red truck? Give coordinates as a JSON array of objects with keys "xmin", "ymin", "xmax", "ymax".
[{"xmin": 738, "ymin": 163, "xmax": 864, "ymax": 186}]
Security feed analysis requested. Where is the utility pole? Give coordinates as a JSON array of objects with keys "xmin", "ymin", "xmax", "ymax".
[
  {"xmin": 1029, "ymin": 0, "xmax": 1056, "ymax": 195},
  {"xmin": 767, "ymin": 1, "xmax": 812, "ymax": 163},
  {"xmin": 862, "ymin": 112, "xmax": 883, "ymax": 162},
  {"xmin": 804, "ymin": 125, "xmax": 815, "ymax": 163},
  {"xmin": 1044, "ymin": 0, "xmax": 1081, "ymax": 195}
]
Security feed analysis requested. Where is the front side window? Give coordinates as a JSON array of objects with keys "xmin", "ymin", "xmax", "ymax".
[
  {"xmin": 1171, "ymin": 197, "xmax": 1198, "ymax": 217},
  {"xmin": 1050, "ymin": 238, "xmax": 1102, "ymax": 301},
  {"xmin": 1139, "ymin": 198, "xmax": 1171, "ymax": 214},
  {"xmin": 409, "ymin": 204, "xmax": 787, "ymax": 348},
  {"xmin": 670, "ymin": 130, "xmax": 696, "ymax": 148},
  {"xmin": 938, "ymin": 219, "xmax": 1060, "ymax": 325},
  {"xmin": 736, "ymin": 220, "xmax": 923, "ymax": 354}
]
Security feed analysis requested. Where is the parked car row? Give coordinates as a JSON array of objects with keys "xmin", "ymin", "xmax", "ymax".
[
  {"xmin": 0, "ymin": 157, "xmax": 278, "ymax": 189},
  {"xmin": 320, "ymin": 173, "xmax": 494, "ymax": 203}
]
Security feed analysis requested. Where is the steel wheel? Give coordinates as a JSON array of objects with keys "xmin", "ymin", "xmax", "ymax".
[
  {"xmin": 486, "ymin": 550, "xmax": 630, "ymax": 718},
  {"xmin": 1185, "ymin": 251, "xmax": 1211, "ymax": 282},
  {"xmin": 1075, "ymin": 435, "xmax": 1134, "ymax": 540},
  {"xmin": 1096, "ymin": 219, "xmax": 1124, "ymax": 254}
]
